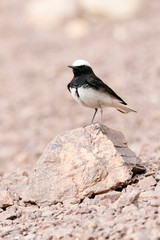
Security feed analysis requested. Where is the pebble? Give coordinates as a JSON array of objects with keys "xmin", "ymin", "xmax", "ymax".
[
  {"xmin": 148, "ymin": 198, "xmax": 160, "ymax": 207},
  {"xmin": 41, "ymin": 211, "xmax": 53, "ymax": 217},
  {"xmin": 138, "ymin": 176, "xmax": 157, "ymax": 190},
  {"xmin": 155, "ymin": 171, "xmax": 160, "ymax": 181},
  {"xmin": 25, "ymin": 233, "xmax": 36, "ymax": 240}
]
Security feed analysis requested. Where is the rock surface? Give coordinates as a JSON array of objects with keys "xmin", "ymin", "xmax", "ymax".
[
  {"xmin": 23, "ymin": 124, "xmax": 144, "ymax": 205},
  {"xmin": 0, "ymin": 190, "xmax": 14, "ymax": 208}
]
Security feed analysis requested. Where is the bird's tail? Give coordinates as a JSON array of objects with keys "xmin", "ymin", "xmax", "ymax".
[{"xmin": 115, "ymin": 104, "xmax": 137, "ymax": 114}]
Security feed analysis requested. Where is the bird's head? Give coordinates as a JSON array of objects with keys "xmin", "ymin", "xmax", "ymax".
[{"xmin": 68, "ymin": 59, "xmax": 93, "ymax": 76}]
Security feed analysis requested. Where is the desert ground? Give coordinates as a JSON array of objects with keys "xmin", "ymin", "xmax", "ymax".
[{"xmin": 0, "ymin": 0, "xmax": 160, "ymax": 239}]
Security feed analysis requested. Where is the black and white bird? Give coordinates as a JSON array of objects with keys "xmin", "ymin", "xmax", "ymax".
[{"xmin": 67, "ymin": 59, "xmax": 136, "ymax": 125}]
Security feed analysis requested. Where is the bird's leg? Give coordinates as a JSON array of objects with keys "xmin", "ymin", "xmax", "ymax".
[
  {"xmin": 91, "ymin": 108, "xmax": 98, "ymax": 124},
  {"xmin": 99, "ymin": 107, "xmax": 103, "ymax": 131},
  {"xmin": 100, "ymin": 108, "xmax": 103, "ymax": 125}
]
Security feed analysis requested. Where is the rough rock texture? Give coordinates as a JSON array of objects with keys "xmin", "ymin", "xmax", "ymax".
[
  {"xmin": 1, "ymin": 173, "xmax": 160, "ymax": 240},
  {"xmin": 24, "ymin": 124, "xmax": 144, "ymax": 205},
  {"xmin": 0, "ymin": 190, "xmax": 14, "ymax": 208}
]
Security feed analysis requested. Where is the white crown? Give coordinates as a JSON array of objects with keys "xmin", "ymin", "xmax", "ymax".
[{"xmin": 72, "ymin": 59, "xmax": 91, "ymax": 67}]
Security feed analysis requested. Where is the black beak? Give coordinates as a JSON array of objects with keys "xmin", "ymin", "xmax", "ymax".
[{"xmin": 68, "ymin": 65, "xmax": 74, "ymax": 69}]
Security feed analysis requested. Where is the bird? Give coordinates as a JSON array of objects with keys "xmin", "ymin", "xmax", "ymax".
[{"xmin": 67, "ymin": 59, "xmax": 136, "ymax": 126}]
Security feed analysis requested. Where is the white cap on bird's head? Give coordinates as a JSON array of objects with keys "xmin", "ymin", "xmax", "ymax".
[{"xmin": 70, "ymin": 59, "xmax": 91, "ymax": 68}]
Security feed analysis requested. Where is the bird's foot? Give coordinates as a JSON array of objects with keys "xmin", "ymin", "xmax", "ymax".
[
  {"xmin": 90, "ymin": 121, "xmax": 98, "ymax": 125},
  {"xmin": 98, "ymin": 122, "xmax": 105, "ymax": 133}
]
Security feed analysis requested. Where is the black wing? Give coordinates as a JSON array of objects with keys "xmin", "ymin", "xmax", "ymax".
[
  {"xmin": 87, "ymin": 74, "xmax": 127, "ymax": 105},
  {"xmin": 67, "ymin": 83, "xmax": 71, "ymax": 92}
]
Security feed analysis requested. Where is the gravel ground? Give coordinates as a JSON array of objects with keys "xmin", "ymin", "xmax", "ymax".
[
  {"xmin": 0, "ymin": 0, "xmax": 160, "ymax": 239},
  {"xmin": 0, "ymin": 170, "xmax": 160, "ymax": 240}
]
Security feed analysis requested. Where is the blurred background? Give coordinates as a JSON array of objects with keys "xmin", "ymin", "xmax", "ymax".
[{"xmin": 0, "ymin": 0, "xmax": 160, "ymax": 173}]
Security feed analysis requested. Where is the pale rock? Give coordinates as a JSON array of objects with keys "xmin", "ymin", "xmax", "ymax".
[
  {"xmin": 155, "ymin": 171, "xmax": 160, "ymax": 181},
  {"xmin": 0, "ymin": 226, "xmax": 13, "ymax": 238},
  {"xmin": 148, "ymin": 198, "xmax": 160, "ymax": 207},
  {"xmin": 138, "ymin": 176, "xmax": 157, "ymax": 190},
  {"xmin": 139, "ymin": 185, "xmax": 160, "ymax": 203},
  {"xmin": 122, "ymin": 204, "xmax": 138, "ymax": 214},
  {"xmin": 139, "ymin": 190, "xmax": 154, "ymax": 200},
  {"xmin": 115, "ymin": 223, "xmax": 125, "ymax": 232},
  {"xmin": 112, "ymin": 186, "xmax": 140, "ymax": 209},
  {"xmin": 131, "ymin": 230, "xmax": 150, "ymax": 240},
  {"xmin": 41, "ymin": 210, "xmax": 53, "ymax": 217},
  {"xmin": 23, "ymin": 124, "xmax": 144, "ymax": 205},
  {"xmin": 34, "ymin": 210, "xmax": 42, "ymax": 218},
  {"xmin": 93, "ymin": 191, "xmax": 121, "ymax": 206},
  {"xmin": 97, "ymin": 209, "xmax": 114, "ymax": 221},
  {"xmin": 25, "ymin": 233, "xmax": 36, "ymax": 240},
  {"xmin": 30, "ymin": 212, "xmax": 37, "ymax": 219},
  {"xmin": 154, "ymin": 185, "xmax": 160, "ymax": 196},
  {"xmin": 12, "ymin": 193, "xmax": 20, "ymax": 202},
  {"xmin": 0, "ymin": 190, "xmax": 14, "ymax": 208},
  {"xmin": 0, "ymin": 170, "xmax": 29, "ymax": 201},
  {"xmin": 0, "ymin": 209, "xmax": 17, "ymax": 221},
  {"xmin": 146, "ymin": 226, "xmax": 160, "ymax": 239}
]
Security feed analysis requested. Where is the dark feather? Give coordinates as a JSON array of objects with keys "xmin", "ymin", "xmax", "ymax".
[
  {"xmin": 76, "ymin": 88, "xmax": 79, "ymax": 97},
  {"xmin": 67, "ymin": 83, "xmax": 71, "ymax": 92},
  {"xmin": 86, "ymin": 74, "xmax": 127, "ymax": 105}
]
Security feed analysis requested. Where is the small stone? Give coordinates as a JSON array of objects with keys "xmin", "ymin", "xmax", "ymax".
[
  {"xmin": 113, "ymin": 186, "xmax": 140, "ymax": 209},
  {"xmin": 30, "ymin": 213, "xmax": 36, "ymax": 219},
  {"xmin": 155, "ymin": 171, "xmax": 160, "ymax": 181},
  {"xmin": 132, "ymin": 230, "xmax": 149, "ymax": 240},
  {"xmin": 25, "ymin": 233, "xmax": 36, "ymax": 240},
  {"xmin": 139, "ymin": 190, "xmax": 154, "ymax": 199},
  {"xmin": 115, "ymin": 223, "xmax": 125, "ymax": 232},
  {"xmin": 154, "ymin": 185, "xmax": 160, "ymax": 196},
  {"xmin": 0, "ymin": 190, "xmax": 14, "ymax": 208},
  {"xmin": 138, "ymin": 176, "xmax": 157, "ymax": 190},
  {"xmin": 122, "ymin": 204, "xmax": 138, "ymax": 214},
  {"xmin": 35, "ymin": 210, "xmax": 42, "ymax": 218},
  {"xmin": 93, "ymin": 191, "xmax": 121, "ymax": 206},
  {"xmin": 2, "ymin": 210, "xmax": 18, "ymax": 221},
  {"xmin": 148, "ymin": 198, "xmax": 160, "ymax": 207},
  {"xmin": 41, "ymin": 210, "xmax": 53, "ymax": 217},
  {"xmin": 13, "ymin": 193, "xmax": 20, "ymax": 201}
]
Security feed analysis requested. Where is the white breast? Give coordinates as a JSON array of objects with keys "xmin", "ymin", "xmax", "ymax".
[
  {"xmin": 70, "ymin": 88, "xmax": 83, "ymax": 105},
  {"xmin": 70, "ymin": 86, "xmax": 113, "ymax": 109}
]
